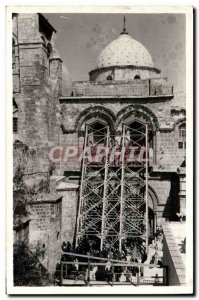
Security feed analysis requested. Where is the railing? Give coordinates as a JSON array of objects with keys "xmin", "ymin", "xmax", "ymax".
[{"xmin": 59, "ymin": 252, "xmax": 168, "ymax": 286}]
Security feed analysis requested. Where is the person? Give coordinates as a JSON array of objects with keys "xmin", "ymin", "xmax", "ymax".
[
  {"xmin": 154, "ymin": 273, "xmax": 160, "ymax": 284},
  {"xmin": 72, "ymin": 258, "xmax": 79, "ymax": 282},
  {"xmin": 95, "ymin": 266, "xmax": 108, "ymax": 281}
]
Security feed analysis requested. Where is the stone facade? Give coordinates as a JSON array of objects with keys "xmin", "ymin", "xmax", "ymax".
[
  {"xmin": 13, "ymin": 13, "xmax": 186, "ymax": 261},
  {"xmin": 162, "ymin": 223, "xmax": 186, "ymax": 286},
  {"xmin": 13, "ymin": 13, "xmax": 62, "ymax": 173},
  {"xmin": 27, "ymin": 194, "xmax": 62, "ymax": 274}
]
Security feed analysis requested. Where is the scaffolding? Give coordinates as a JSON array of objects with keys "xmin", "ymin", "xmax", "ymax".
[{"xmin": 76, "ymin": 121, "xmax": 149, "ymax": 254}]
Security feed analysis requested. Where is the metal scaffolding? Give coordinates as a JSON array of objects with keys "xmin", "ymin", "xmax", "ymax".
[{"xmin": 76, "ymin": 121, "xmax": 149, "ymax": 254}]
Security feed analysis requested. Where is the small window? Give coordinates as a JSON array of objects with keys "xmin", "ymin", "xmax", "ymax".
[
  {"xmin": 107, "ymin": 75, "xmax": 113, "ymax": 81},
  {"xmin": 178, "ymin": 123, "xmax": 186, "ymax": 149},
  {"xmin": 134, "ymin": 75, "xmax": 140, "ymax": 80},
  {"xmin": 179, "ymin": 123, "xmax": 186, "ymax": 138},
  {"xmin": 13, "ymin": 118, "xmax": 18, "ymax": 133},
  {"xmin": 178, "ymin": 141, "xmax": 186, "ymax": 149}
]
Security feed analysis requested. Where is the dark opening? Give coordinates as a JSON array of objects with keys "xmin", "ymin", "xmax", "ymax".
[
  {"xmin": 13, "ymin": 118, "xmax": 18, "ymax": 133},
  {"xmin": 89, "ymin": 122, "xmax": 106, "ymax": 144},
  {"xmin": 46, "ymin": 43, "xmax": 52, "ymax": 59},
  {"xmin": 134, "ymin": 75, "xmax": 141, "ymax": 80},
  {"xmin": 107, "ymin": 75, "xmax": 113, "ymax": 81},
  {"xmin": 179, "ymin": 123, "xmax": 186, "ymax": 138}
]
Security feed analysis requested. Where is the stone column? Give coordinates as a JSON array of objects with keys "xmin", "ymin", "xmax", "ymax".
[{"xmin": 56, "ymin": 181, "xmax": 79, "ymax": 245}]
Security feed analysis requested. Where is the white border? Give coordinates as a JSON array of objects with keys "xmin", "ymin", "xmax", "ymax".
[{"xmin": 5, "ymin": 5, "xmax": 194, "ymax": 296}]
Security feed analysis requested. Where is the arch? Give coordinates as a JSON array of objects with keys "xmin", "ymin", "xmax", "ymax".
[
  {"xmin": 134, "ymin": 75, "xmax": 140, "ymax": 79},
  {"xmin": 148, "ymin": 185, "xmax": 159, "ymax": 212},
  {"xmin": 116, "ymin": 105, "xmax": 159, "ymax": 133},
  {"xmin": 75, "ymin": 106, "xmax": 116, "ymax": 132},
  {"xmin": 107, "ymin": 75, "xmax": 113, "ymax": 81},
  {"xmin": 173, "ymin": 117, "xmax": 186, "ymax": 129}
]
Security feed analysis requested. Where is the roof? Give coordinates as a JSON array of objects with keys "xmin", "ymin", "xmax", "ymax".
[{"xmin": 97, "ymin": 33, "xmax": 153, "ymax": 69}]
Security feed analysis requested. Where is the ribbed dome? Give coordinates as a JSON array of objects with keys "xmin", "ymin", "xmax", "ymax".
[{"xmin": 97, "ymin": 33, "xmax": 153, "ymax": 68}]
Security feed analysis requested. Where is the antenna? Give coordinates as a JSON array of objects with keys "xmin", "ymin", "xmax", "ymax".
[
  {"xmin": 121, "ymin": 15, "xmax": 128, "ymax": 35},
  {"xmin": 123, "ymin": 16, "xmax": 126, "ymax": 32}
]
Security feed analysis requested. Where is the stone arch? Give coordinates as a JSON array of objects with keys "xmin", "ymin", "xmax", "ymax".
[
  {"xmin": 148, "ymin": 184, "xmax": 159, "ymax": 212},
  {"xmin": 173, "ymin": 117, "xmax": 186, "ymax": 130},
  {"xmin": 116, "ymin": 105, "xmax": 159, "ymax": 133},
  {"xmin": 75, "ymin": 106, "xmax": 116, "ymax": 132}
]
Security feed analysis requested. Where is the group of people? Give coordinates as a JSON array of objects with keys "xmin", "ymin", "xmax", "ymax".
[{"xmin": 60, "ymin": 238, "xmax": 150, "ymax": 282}]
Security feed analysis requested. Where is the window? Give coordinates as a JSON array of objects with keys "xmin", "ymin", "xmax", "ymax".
[
  {"xmin": 178, "ymin": 123, "xmax": 186, "ymax": 149},
  {"xmin": 134, "ymin": 75, "xmax": 141, "ymax": 80},
  {"xmin": 107, "ymin": 75, "xmax": 113, "ymax": 81},
  {"xmin": 13, "ymin": 118, "xmax": 18, "ymax": 133},
  {"xmin": 179, "ymin": 123, "xmax": 186, "ymax": 138},
  {"xmin": 88, "ymin": 122, "xmax": 107, "ymax": 144}
]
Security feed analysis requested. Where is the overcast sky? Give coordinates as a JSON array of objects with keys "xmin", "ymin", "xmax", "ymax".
[{"xmin": 44, "ymin": 13, "xmax": 185, "ymax": 92}]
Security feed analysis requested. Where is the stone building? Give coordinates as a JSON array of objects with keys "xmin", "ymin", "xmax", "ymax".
[
  {"xmin": 58, "ymin": 20, "xmax": 186, "ymax": 242},
  {"xmin": 12, "ymin": 13, "xmax": 186, "ymax": 275}
]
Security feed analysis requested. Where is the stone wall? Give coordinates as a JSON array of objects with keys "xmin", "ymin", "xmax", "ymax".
[
  {"xmin": 60, "ymin": 100, "xmax": 185, "ymax": 171},
  {"xmin": 56, "ymin": 182, "xmax": 79, "ymax": 245},
  {"xmin": 73, "ymin": 78, "xmax": 173, "ymax": 97},
  {"xmin": 13, "ymin": 217, "xmax": 30, "ymax": 245},
  {"xmin": 162, "ymin": 223, "xmax": 186, "ymax": 286},
  {"xmin": 27, "ymin": 194, "xmax": 62, "ymax": 274},
  {"xmin": 13, "ymin": 13, "xmax": 63, "ymax": 173},
  {"xmin": 58, "ymin": 96, "xmax": 185, "ymax": 224},
  {"xmin": 89, "ymin": 66, "xmax": 160, "ymax": 82}
]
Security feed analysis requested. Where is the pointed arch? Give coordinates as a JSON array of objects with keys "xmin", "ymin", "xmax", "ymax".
[
  {"xmin": 116, "ymin": 104, "xmax": 159, "ymax": 133},
  {"xmin": 75, "ymin": 105, "xmax": 116, "ymax": 132}
]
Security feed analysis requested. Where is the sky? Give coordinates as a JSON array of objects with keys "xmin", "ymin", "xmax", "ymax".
[{"xmin": 44, "ymin": 13, "xmax": 186, "ymax": 92}]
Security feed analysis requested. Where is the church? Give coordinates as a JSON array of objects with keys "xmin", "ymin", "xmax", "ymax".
[{"xmin": 12, "ymin": 13, "xmax": 186, "ymax": 284}]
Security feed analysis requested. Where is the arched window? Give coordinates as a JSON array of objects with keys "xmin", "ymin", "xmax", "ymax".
[
  {"xmin": 126, "ymin": 120, "xmax": 155, "ymax": 165},
  {"xmin": 88, "ymin": 121, "xmax": 107, "ymax": 144},
  {"xmin": 107, "ymin": 75, "xmax": 113, "ymax": 81},
  {"xmin": 134, "ymin": 75, "xmax": 140, "ymax": 80},
  {"xmin": 178, "ymin": 123, "xmax": 186, "ymax": 149}
]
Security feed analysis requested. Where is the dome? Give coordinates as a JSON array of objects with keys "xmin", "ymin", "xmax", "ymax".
[{"xmin": 96, "ymin": 33, "xmax": 153, "ymax": 69}]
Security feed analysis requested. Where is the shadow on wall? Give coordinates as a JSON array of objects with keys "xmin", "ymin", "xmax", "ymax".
[{"xmin": 162, "ymin": 174, "xmax": 180, "ymax": 221}]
